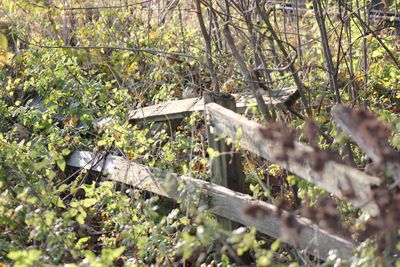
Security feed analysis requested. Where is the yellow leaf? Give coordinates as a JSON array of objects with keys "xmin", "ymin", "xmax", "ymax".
[
  {"xmin": 63, "ymin": 115, "xmax": 79, "ymax": 127},
  {"xmin": 0, "ymin": 34, "xmax": 7, "ymax": 50},
  {"xmin": 0, "ymin": 54, "xmax": 5, "ymax": 68},
  {"xmin": 127, "ymin": 150, "xmax": 133, "ymax": 160},
  {"xmin": 81, "ymin": 198, "xmax": 97, "ymax": 208},
  {"xmin": 127, "ymin": 61, "xmax": 139, "ymax": 73},
  {"xmin": 149, "ymin": 31, "xmax": 157, "ymax": 39},
  {"xmin": 0, "ymin": 52, "xmax": 13, "ymax": 69},
  {"xmin": 222, "ymin": 79, "xmax": 234, "ymax": 93}
]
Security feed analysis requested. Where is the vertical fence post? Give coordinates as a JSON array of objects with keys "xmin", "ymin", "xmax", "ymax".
[{"xmin": 204, "ymin": 92, "xmax": 247, "ymax": 230}]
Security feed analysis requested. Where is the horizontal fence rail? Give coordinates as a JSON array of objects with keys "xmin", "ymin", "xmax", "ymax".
[
  {"xmin": 129, "ymin": 87, "xmax": 296, "ymax": 122},
  {"xmin": 332, "ymin": 105, "xmax": 400, "ymax": 183},
  {"xmin": 64, "ymin": 100, "xmax": 390, "ymax": 261},
  {"xmin": 205, "ymin": 103, "xmax": 381, "ymax": 215},
  {"xmin": 67, "ymin": 150, "xmax": 356, "ymax": 260},
  {"xmin": 276, "ymin": 1, "xmax": 400, "ymax": 24},
  {"xmin": 332, "ymin": 105, "xmax": 397, "ymax": 164}
]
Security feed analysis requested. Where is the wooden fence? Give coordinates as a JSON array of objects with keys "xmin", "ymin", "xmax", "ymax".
[
  {"xmin": 67, "ymin": 150, "xmax": 355, "ymax": 260},
  {"xmin": 66, "ymin": 92, "xmax": 386, "ymax": 261},
  {"xmin": 129, "ymin": 87, "xmax": 296, "ymax": 123},
  {"xmin": 205, "ymin": 103, "xmax": 381, "ymax": 214},
  {"xmin": 2, "ymin": 3, "xmax": 397, "ymax": 262}
]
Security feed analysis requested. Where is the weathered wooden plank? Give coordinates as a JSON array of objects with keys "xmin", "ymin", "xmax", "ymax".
[
  {"xmin": 205, "ymin": 103, "xmax": 381, "ymax": 215},
  {"xmin": 204, "ymin": 92, "xmax": 247, "ymax": 193},
  {"xmin": 130, "ymin": 97, "xmax": 202, "ymax": 122},
  {"xmin": 204, "ymin": 92, "xmax": 247, "ymax": 230},
  {"xmin": 331, "ymin": 105, "xmax": 396, "ymax": 163},
  {"xmin": 129, "ymin": 87, "xmax": 297, "ymax": 122},
  {"xmin": 0, "ymin": 22, "xmax": 13, "ymax": 29},
  {"xmin": 67, "ymin": 150, "xmax": 356, "ymax": 260},
  {"xmin": 332, "ymin": 104, "xmax": 400, "ymax": 184}
]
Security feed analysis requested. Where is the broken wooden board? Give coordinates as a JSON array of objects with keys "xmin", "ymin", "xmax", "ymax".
[
  {"xmin": 332, "ymin": 105, "xmax": 397, "ymax": 163},
  {"xmin": 205, "ymin": 103, "xmax": 381, "ymax": 215},
  {"xmin": 332, "ymin": 104, "xmax": 400, "ymax": 183},
  {"xmin": 129, "ymin": 87, "xmax": 297, "ymax": 123},
  {"xmin": 0, "ymin": 22, "xmax": 13, "ymax": 29},
  {"xmin": 67, "ymin": 150, "xmax": 356, "ymax": 260}
]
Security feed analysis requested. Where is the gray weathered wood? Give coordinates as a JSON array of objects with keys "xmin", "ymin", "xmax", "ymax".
[
  {"xmin": 129, "ymin": 87, "xmax": 297, "ymax": 122},
  {"xmin": 204, "ymin": 92, "xmax": 247, "ymax": 230},
  {"xmin": 332, "ymin": 105, "xmax": 397, "ymax": 164},
  {"xmin": 204, "ymin": 92, "xmax": 247, "ymax": 194},
  {"xmin": 205, "ymin": 103, "xmax": 381, "ymax": 215},
  {"xmin": 67, "ymin": 150, "xmax": 356, "ymax": 260},
  {"xmin": 332, "ymin": 104, "xmax": 400, "ymax": 184},
  {"xmin": 0, "ymin": 22, "xmax": 13, "ymax": 29}
]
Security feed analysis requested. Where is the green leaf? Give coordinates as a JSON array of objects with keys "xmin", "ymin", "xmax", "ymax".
[
  {"xmin": 55, "ymin": 196, "xmax": 66, "ymax": 208},
  {"xmin": 8, "ymin": 249, "xmax": 42, "ymax": 267},
  {"xmin": 372, "ymin": 50, "xmax": 382, "ymax": 58},
  {"xmin": 97, "ymin": 139, "xmax": 108, "ymax": 146},
  {"xmin": 44, "ymin": 210, "xmax": 55, "ymax": 225},
  {"xmin": 81, "ymin": 198, "xmax": 97, "ymax": 208},
  {"xmin": 0, "ymin": 34, "xmax": 7, "ymax": 50},
  {"xmin": 270, "ymin": 239, "xmax": 280, "ymax": 252},
  {"xmin": 57, "ymin": 184, "xmax": 68, "ymax": 193},
  {"xmin": 206, "ymin": 147, "xmax": 220, "ymax": 159},
  {"xmin": 75, "ymin": 237, "xmax": 91, "ymax": 250},
  {"xmin": 84, "ymin": 250, "xmax": 96, "ymax": 261},
  {"xmin": 56, "ymin": 158, "xmax": 66, "ymax": 171},
  {"xmin": 392, "ymin": 135, "xmax": 400, "ymax": 150},
  {"xmin": 76, "ymin": 209, "xmax": 86, "ymax": 224},
  {"xmin": 62, "ymin": 148, "xmax": 71, "ymax": 156},
  {"xmin": 258, "ymin": 255, "xmax": 270, "ymax": 267},
  {"xmin": 100, "ymin": 246, "xmax": 125, "ymax": 265}
]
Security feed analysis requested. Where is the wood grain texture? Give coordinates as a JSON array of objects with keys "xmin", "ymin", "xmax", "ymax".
[
  {"xmin": 204, "ymin": 92, "xmax": 247, "ymax": 230},
  {"xmin": 205, "ymin": 103, "xmax": 381, "ymax": 215},
  {"xmin": 0, "ymin": 22, "xmax": 13, "ymax": 29},
  {"xmin": 204, "ymin": 92, "xmax": 247, "ymax": 193},
  {"xmin": 331, "ymin": 105, "xmax": 395, "ymax": 163},
  {"xmin": 129, "ymin": 87, "xmax": 297, "ymax": 122},
  {"xmin": 67, "ymin": 150, "xmax": 355, "ymax": 260},
  {"xmin": 332, "ymin": 105, "xmax": 400, "ymax": 183}
]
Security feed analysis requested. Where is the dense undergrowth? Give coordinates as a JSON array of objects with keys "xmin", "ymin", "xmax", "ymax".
[{"xmin": 0, "ymin": 0, "xmax": 400, "ymax": 266}]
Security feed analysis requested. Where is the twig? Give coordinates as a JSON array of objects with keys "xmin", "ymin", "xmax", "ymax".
[
  {"xmin": 221, "ymin": 2, "xmax": 272, "ymax": 121},
  {"xmin": 195, "ymin": 0, "xmax": 219, "ymax": 93}
]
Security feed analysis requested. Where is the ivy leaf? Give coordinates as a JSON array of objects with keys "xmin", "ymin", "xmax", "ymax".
[
  {"xmin": 99, "ymin": 247, "xmax": 125, "ymax": 265},
  {"xmin": 206, "ymin": 147, "xmax": 220, "ymax": 159},
  {"xmin": 81, "ymin": 198, "xmax": 97, "ymax": 208},
  {"xmin": 270, "ymin": 239, "xmax": 280, "ymax": 252},
  {"xmin": 55, "ymin": 196, "xmax": 66, "ymax": 208},
  {"xmin": 63, "ymin": 115, "xmax": 79, "ymax": 127},
  {"xmin": 0, "ymin": 34, "xmax": 7, "ymax": 50},
  {"xmin": 44, "ymin": 210, "xmax": 55, "ymax": 226},
  {"xmin": 7, "ymin": 249, "xmax": 42, "ymax": 267},
  {"xmin": 149, "ymin": 31, "xmax": 157, "ymax": 39},
  {"xmin": 97, "ymin": 139, "xmax": 108, "ymax": 147},
  {"xmin": 76, "ymin": 208, "xmax": 87, "ymax": 224},
  {"xmin": 62, "ymin": 148, "xmax": 71, "ymax": 156},
  {"xmin": 56, "ymin": 158, "xmax": 66, "ymax": 171}
]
